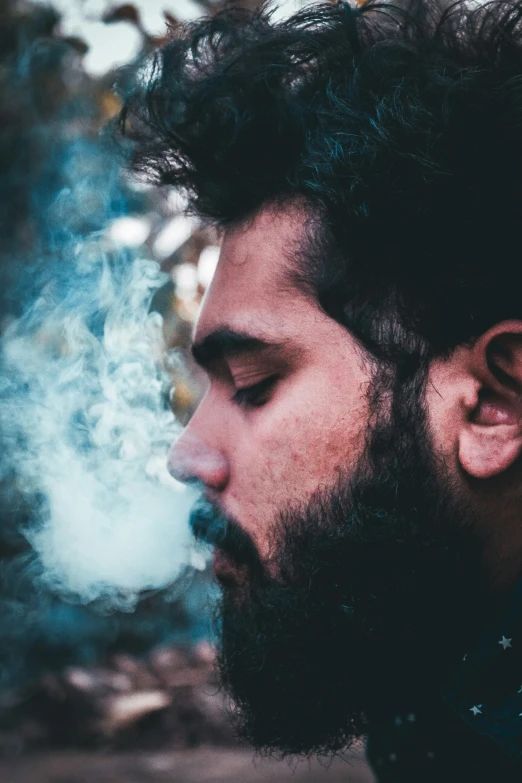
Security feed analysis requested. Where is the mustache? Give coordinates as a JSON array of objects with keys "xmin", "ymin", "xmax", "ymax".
[{"xmin": 189, "ymin": 497, "xmax": 262, "ymax": 573}]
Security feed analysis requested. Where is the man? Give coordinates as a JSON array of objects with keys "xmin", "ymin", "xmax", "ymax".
[{"xmin": 121, "ymin": 0, "xmax": 522, "ymax": 778}]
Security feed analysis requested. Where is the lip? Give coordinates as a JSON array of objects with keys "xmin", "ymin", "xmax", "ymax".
[{"xmin": 212, "ymin": 549, "xmax": 243, "ymax": 588}]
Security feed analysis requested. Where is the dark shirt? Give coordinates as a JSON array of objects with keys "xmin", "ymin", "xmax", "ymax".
[{"xmin": 366, "ymin": 579, "xmax": 522, "ymax": 782}]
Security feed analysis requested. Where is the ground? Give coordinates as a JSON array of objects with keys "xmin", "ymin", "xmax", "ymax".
[
  {"xmin": 0, "ymin": 645, "xmax": 376, "ymax": 782},
  {"xmin": 0, "ymin": 747, "xmax": 375, "ymax": 783}
]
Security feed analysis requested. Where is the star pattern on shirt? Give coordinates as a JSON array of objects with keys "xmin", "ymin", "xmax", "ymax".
[
  {"xmin": 499, "ymin": 636, "xmax": 513, "ymax": 650},
  {"xmin": 366, "ymin": 577, "xmax": 522, "ymax": 779}
]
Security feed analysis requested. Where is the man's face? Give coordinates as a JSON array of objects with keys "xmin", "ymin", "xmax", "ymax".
[
  {"xmin": 170, "ymin": 205, "xmax": 373, "ymax": 562},
  {"xmin": 168, "ymin": 204, "xmax": 487, "ymax": 754}
]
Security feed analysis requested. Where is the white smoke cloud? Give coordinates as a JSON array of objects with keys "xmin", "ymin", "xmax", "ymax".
[{"xmin": 0, "ymin": 230, "xmax": 203, "ymax": 611}]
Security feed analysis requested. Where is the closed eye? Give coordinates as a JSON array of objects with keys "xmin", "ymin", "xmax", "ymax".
[{"xmin": 232, "ymin": 375, "xmax": 278, "ymax": 408}]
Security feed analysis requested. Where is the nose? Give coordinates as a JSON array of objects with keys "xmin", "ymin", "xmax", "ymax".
[{"xmin": 167, "ymin": 430, "xmax": 230, "ymax": 492}]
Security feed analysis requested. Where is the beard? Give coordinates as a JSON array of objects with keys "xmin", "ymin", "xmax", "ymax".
[{"xmin": 189, "ymin": 371, "xmax": 491, "ymax": 756}]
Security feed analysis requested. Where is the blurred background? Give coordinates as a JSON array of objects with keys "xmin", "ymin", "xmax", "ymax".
[{"xmin": 0, "ymin": 0, "xmax": 373, "ymax": 779}]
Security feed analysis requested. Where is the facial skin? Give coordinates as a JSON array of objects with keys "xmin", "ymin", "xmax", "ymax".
[
  {"xmin": 169, "ymin": 205, "xmax": 373, "ymax": 564},
  {"xmin": 168, "ymin": 202, "xmax": 522, "ymax": 754}
]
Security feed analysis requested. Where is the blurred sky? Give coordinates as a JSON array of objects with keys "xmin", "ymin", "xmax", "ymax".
[{"xmin": 32, "ymin": 0, "xmax": 306, "ymax": 75}]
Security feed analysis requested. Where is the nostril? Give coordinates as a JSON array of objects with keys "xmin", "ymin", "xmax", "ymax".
[
  {"xmin": 167, "ymin": 432, "xmax": 229, "ymax": 491},
  {"xmin": 168, "ymin": 465, "xmax": 201, "ymax": 486}
]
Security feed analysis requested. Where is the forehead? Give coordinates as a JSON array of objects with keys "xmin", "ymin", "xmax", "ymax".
[{"xmin": 195, "ymin": 204, "xmax": 310, "ymax": 342}]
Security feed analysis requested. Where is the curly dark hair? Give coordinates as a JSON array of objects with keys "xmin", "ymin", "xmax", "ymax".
[{"xmin": 119, "ymin": 0, "xmax": 522, "ymax": 366}]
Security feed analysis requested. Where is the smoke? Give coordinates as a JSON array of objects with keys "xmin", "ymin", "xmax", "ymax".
[
  {"xmin": 0, "ymin": 226, "xmax": 204, "ymax": 610},
  {"xmin": 0, "ymin": 103, "xmax": 208, "ymax": 610},
  {"xmin": 0, "ymin": 0, "xmax": 217, "ymax": 689}
]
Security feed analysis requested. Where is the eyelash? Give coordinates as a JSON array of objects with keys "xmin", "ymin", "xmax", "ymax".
[{"xmin": 232, "ymin": 375, "xmax": 278, "ymax": 408}]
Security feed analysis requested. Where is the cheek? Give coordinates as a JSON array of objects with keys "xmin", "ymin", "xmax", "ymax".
[
  {"xmin": 232, "ymin": 413, "xmax": 312, "ymax": 499},
  {"xmin": 233, "ymin": 387, "xmax": 368, "ymax": 507}
]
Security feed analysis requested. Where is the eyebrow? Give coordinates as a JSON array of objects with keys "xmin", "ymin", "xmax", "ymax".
[{"xmin": 191, "ymin": 327, "xmax": 285, "ymax": 370}]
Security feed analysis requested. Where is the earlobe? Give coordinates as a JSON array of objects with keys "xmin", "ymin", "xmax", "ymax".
[{"xmin": 459, "ymin": 423, "xmax": 522, "ymax": 479}]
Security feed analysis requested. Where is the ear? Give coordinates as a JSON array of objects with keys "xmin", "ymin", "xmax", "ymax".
[{"xmin": 459, "ymin": 321, "xmax": 522, "ymax": 479}]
